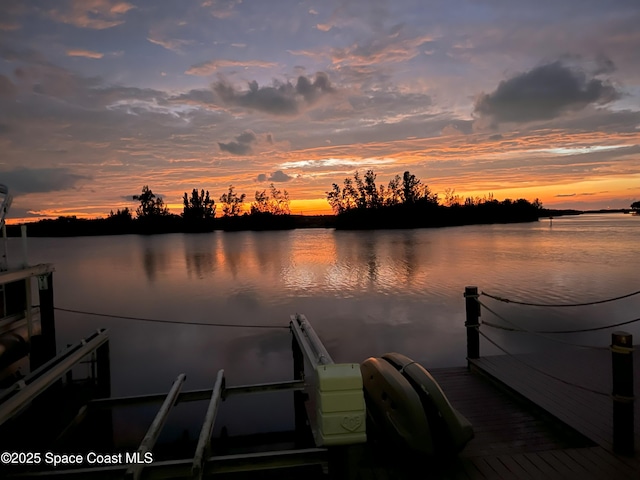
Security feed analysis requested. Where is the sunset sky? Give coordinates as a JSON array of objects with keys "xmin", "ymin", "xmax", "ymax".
[{"xmin": 1, "ymin": 0, "xmax": 639, "ymax": 222}]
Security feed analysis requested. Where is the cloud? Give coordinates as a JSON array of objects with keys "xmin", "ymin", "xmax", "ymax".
[
  {"xmin": 212, "ymin": 72, "xmax": 336, "ymax": 115},
  {"xmin": 295, "ymin": 71, "xmax": 335, "ymax": 102},
  {"xmin": 185, "ymin": 59, "xmax": 277, "ymax": 76},
  {"xmin": 66, "ymin": 49, "xmax": 104, "ymax": 59},
  {"xmin": 49, "ymin": 0, "xmax": 135, "ymax": 30},
  {"xmin": 0, "ymin": 75, "xmax": 17, "ymax": 97},
  {"xmin": 441, "ymin": 121, "xmax": 473, "ymax": 136},
  {"xmin": 269, "ymin": 170, "xmax": 293, "ymax": 182},
  {"xmin": 555, "ymin": 193, "xmax": 577, "ymax": 197},
  {"xmin": 331, "ymin": 32, "xmax": 434, "ymax": 66},
  {"xmin": 169, "ymin": 89, "xmax": 217, "ymax": 107},
  {"xmin": 147, "ymin": 36, "xmax": 192, "ymax": 53},
  {"xmin": 0, "ymin": 23, "xmax": 21, "ymax": 31},
  {"xmin": 474, "ymin": 60, "xmax": 620, "ymax": 125},
  {"xmin": 201, "ymin": 0, "xmax": 242, "ymax": 19},
  {"xmin": 257, "ymin": 170, "xmax": 293, "ymax": 183},
  {"xmin": 0, "ymin": 167, "xmax": 89, "ymax": 194},
  {"xmin": 593, "ymin": 54, "xmax": 616, "ymax": 75},
  {"xmin": 218, "ymin": 130, "xmax": 257, "ymax": 155}
]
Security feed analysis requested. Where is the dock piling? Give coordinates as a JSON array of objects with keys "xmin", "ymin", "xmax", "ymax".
[
  {"xmin": 611, "ymin": 331, "xmax": 634, "ymax": 455},
  {"xmin": 37, "ymin": 272, "xmax": 57, "ymax": 363},
  {"xmin": 464, "ymin": 286, "xmax": 480, "ymax": 364}
]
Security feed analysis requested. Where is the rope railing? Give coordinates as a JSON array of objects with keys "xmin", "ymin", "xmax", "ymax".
[
  {"xmin": 54, "ymin": 307, "xmax": 290, "ymax": 330},
  {"xmin": 480, "ymin": 288, "xmax": 640, "ymax": 308},
  {"xmin": 467, "ymin": 285, "xmax": 635, "ymax": 454},
  {"xmin": 482, "ymin": 316, "xmax": 640, "ymax": 334},
  {"xmin": 476, "ymin": 328, "xmax": 609, "ymax": 397},
  {"xmin": 475, "ymin": 299, "xmax": 608, "ymax": 350}
]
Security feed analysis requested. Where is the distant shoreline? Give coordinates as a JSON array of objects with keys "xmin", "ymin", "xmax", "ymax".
[{"xmin": 4, "ymin": 208, "xmax": 632, "ymax": 237}]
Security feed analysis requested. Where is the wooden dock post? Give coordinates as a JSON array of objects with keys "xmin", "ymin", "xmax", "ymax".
[
  {"xmin": 611, "ymin": 331, "xmax": 634, "ymax": 455},
  {"xmin": 37, "ymin": 273, "xmax": 57, "ymax": 360},
  {"xmin": 464, "ymin": 286, "xmax": 480, "ymax": 364},
  {"xmin": 30, "ymin": 272, "xmax": 57, "ymax": 370}
]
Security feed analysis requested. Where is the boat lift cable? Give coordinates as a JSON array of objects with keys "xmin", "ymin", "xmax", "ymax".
[
  {"xmin": 483, "ymin": 316, "xmax": 640, "ymax": 334},
  {"xmin": 476, "ymin": 328, "xmax": 609, "ymax": 397},
  {"xmin": 53, "ymin": 307, "xmax": 290, "ymax": 329},
  {"xmin": 480, "ymin": 288, "xmax": 640, "ymax": 308},
  {"xmin": 475, "ymin": 299, "xmax": 608, "ymax": 351}
]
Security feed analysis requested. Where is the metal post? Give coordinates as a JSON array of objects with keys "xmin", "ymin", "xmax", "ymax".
[
  {"xmin": 292, "ymin": 327, "xmax": 307, "ymax": 446},
  {"xmin": 611, "ymin": 331, "xmax": 634, "ymax": 455},
  {"xmin": 464, "ymin": 286, "xmax": 480, "ymax": 363},
  {"xmin": 192, "ymin": 369, "xmax": 224, "ymax": 480}
]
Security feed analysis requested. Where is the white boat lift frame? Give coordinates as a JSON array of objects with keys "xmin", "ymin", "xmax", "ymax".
[{"xmin": 0, "ymin": 311, "xmax": 366, "ymax": 479}]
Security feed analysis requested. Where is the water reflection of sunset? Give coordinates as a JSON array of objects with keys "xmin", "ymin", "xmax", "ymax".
[{"xmin": 11, "ymin": 215, "xmax": 639, "ymax": 394}]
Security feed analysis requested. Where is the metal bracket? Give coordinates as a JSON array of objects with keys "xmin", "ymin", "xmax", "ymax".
[{"xmin": 37, "ymin": 275, "xmax": 48, "ymax": 290}]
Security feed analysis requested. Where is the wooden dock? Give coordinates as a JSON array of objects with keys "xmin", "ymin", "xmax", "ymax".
[{"xmin": 353, "ymin": 365, "xmax": 639, "ymax": 480}]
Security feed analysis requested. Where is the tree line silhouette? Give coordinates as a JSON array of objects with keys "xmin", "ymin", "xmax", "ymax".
[
  {"xmin": 7, "ymin": 170, "xmax": 551, "ymax": 236},
  {"xmin": 327, "ymin": 170, "xmax": 543, "ymax": 229}
]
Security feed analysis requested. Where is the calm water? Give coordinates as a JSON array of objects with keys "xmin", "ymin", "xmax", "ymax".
[{"xmin": 7, "ymin": 213, "xmax": 640, "ymax": 442}]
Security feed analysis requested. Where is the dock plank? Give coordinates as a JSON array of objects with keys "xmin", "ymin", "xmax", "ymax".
[{"xmin": 470, "ymin": 347, "xmax": 640, "ymax": 453}]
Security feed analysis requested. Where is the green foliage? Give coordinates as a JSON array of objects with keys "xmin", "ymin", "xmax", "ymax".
[
  {"xmin": 219, "ymin": 185, "xmax": 246, "ymax": 217},
  {"xmin": 133, "ymin": 186, "xmax": 169, "ymax": 217}
]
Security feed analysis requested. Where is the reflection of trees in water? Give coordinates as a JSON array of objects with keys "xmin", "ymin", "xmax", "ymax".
[
  {"xmin": 400, "ymin": 230, "xmax": 418, "ymax": 286},
  {"xmin": 183, "ymin": 235, "xmax": 217, "ymax": 279},
  {"xmin": 140, "ymin": 237, "xmax": 170, "ymax": 283},
  {"xmin": 332, "ymin": 231, "xmax": 428, "ymax": 291},
  {"xmin": 332, "ymin": 231, "xmax": 379, "ymax": 287},
  {"xmin": 363, "ymin": 237, "xmax": 378, "ymax": 284},
  {"xmin": 253, "ymin": 232, "xmax": 290, "ymax": 274},
  {"xmin": 220, "ymin": 232, "xmax": 246, "ymax": 278}
]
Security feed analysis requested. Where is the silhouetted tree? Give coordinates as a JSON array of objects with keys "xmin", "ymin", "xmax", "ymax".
[
  {"xmin": 401, "ymin": 171, "xmax": 421, "ymax": 204},
  {"xmin": 631, "ymin": 201, "xmax": 640, "ymax": 212},
  {"xmin": 108, "ymin": 207, "xmax": 133, "ymax": 220},
  {"xmin": 385, "ymin": 175, "xmax": 402, "ymax": 206},
  {"xmin": 270, "ymin": 184, "xmax": 291, "ymax": 215},
  {"xmin": 250, "ymin": 184, "xmax": 291, "ymax": 215},
  {"xmin": 327, "ymin": 169, "xmax": 435, "ymax": 213},
  {"xmin": 133, "ymin": 186, "xmax": 169, "ymax": 217},
  {"xmin": 219, "ymin": 185, "xmax": 246, "ymax": 217},
  {"xmin": 443, "ymin": 188, "xmax": 460, "ymax": 207},
  {"xmin": 182, "ymin": 189, "xmax": 216, "ymax": 220}
]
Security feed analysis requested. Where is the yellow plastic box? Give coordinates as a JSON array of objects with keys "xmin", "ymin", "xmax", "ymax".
[{"xmin": 315, "ymin": 363, "xmax": 366, "ymax": 446}]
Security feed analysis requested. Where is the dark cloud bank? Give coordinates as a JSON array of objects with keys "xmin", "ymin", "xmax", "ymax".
[
  {"xmin": 218, "ymin": 130, "xmax": 257, "ymax": 155},
  {"xmin": 474, "ymin": 60, "xmax": 619, "ymax": 124},
  {"xmin": 0, "ymin": 167, "xmax": 88, "ymax": 194},
  {"xmin": 213, "ymin": 72, "xmax": 335, "ymax": 115},
  {"xmin": 256, "ymin": 170, "xmax": 292, "ymax": 182}
]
